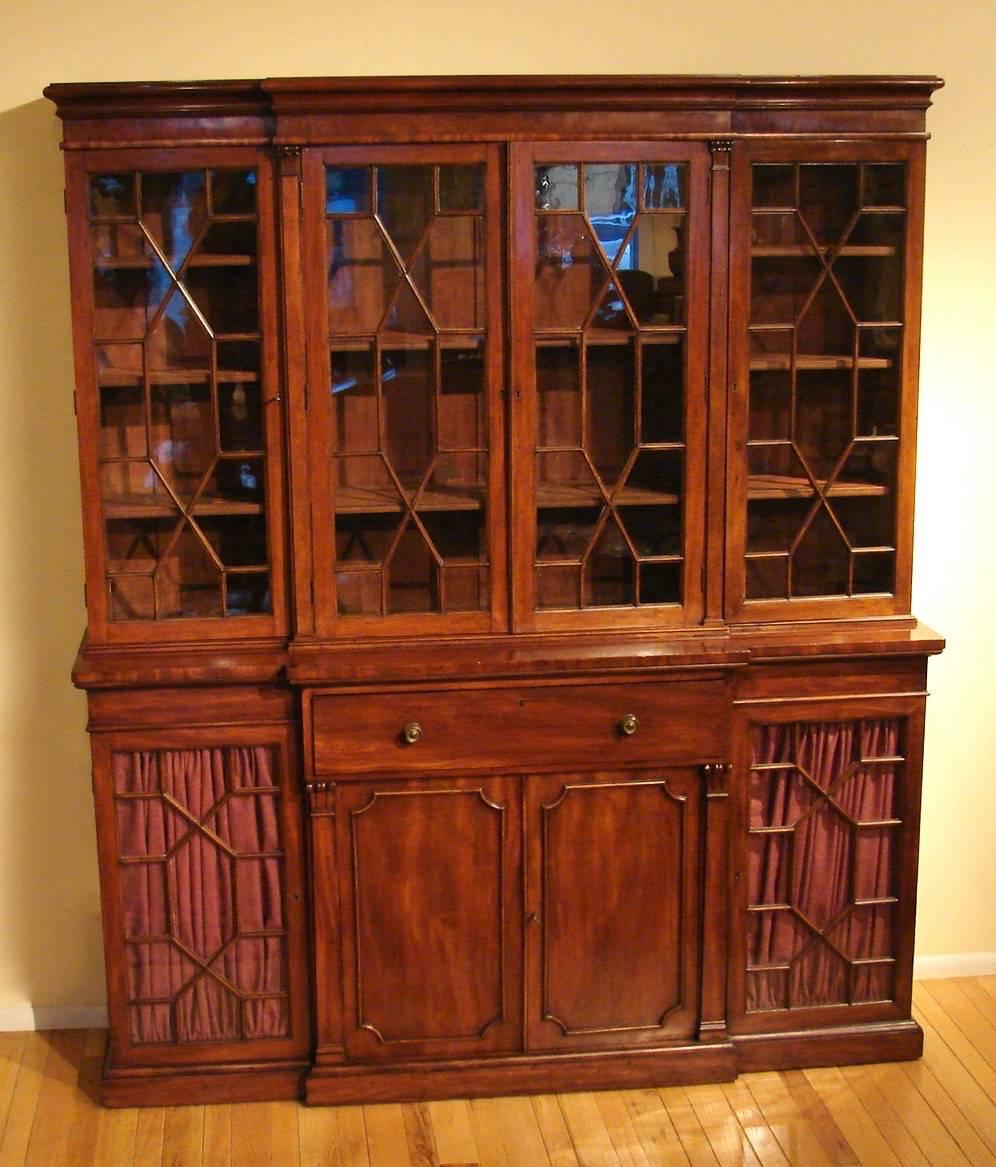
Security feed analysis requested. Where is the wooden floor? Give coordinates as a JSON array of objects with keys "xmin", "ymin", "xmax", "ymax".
[{"xmin": 1, "ymin": 978, "xmax": 995, "ymax": 1166}]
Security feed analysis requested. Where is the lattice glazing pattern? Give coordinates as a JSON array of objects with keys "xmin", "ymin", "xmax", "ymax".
[
  {"xmin": 746, "ymin": 162, "xmax": 906, "ymax": 600},
  {"xmin": 325, "ymin": 164, "xmax": 489, "ymax": 616},
  {"xmin": 533, "ymin": 162, "xmax": 687, "ymax": 610},
  {"xmin": 746, "ymin": 718, "xmax": 904, "ymax": 1011},
  {"xmin": 90, "ymin": 169, "xmax": 270, "ymax": 621},
  {"xmin": 113, "ymin": 746, "xmax": 289, "ymax": 1045}
]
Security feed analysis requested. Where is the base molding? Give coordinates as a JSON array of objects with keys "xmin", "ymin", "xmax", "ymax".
[
  {"xmin": 306, "ymin": 1043, "xmax": 738, "ymax": 1105},
  {"xmin": 101, "ymin": 1058, "xmax": 309, "ymax": 1107},
  {"xmin": 731, "ymin": 1019, "xmax": 923, "ymax": 1072},
  {"xmin": 914, "ymin": 951, "xmax": 996, "ymax": 979}
]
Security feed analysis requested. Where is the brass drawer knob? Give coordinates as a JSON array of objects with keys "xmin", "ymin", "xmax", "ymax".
[
  {"xmin": 619, "ymin": 713, "xmax": 639, "ymax": 737},
  {"xmin": 402, "ymin": 721, "xmax": 423, "ymax": 745}
]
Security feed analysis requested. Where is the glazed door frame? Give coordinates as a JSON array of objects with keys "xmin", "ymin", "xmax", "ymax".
[
  {"xmin": 90, "ymin": 722, "xmax": 310, "ymax": 1070},
  {"xmin": 509, "ymin": 140, "xmax": 712, "ymax": 633},
  {"xmin": 299, "ymin": 143, "xmax": 508, "ymax": 639},
  {"xmin": 725, "ymin": 139, "xmax": 926, "ymax": 623},
  {"xmin": 728, "ymin": 693, "xmax": 925, "ymax": 1036},
  {"xmin": 65, "ymin": 145, "xmax": 288, "ymax": 644}
]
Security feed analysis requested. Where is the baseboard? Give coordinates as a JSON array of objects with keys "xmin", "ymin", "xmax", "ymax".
[
  {"xmin": 0, "ymin": 1005, "xmax": 108, "ymax": 1032},
  {"xmin": 914, "ymin": 951, "xmax": 996, "ymax": 979}
]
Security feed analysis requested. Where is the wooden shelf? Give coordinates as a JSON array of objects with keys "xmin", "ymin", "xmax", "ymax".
[
  {"xmin": 98, "ymin": 368, "xmax": 259, "ymax": 387},
  {"xmin": 747, "ymin": 474, "xmax": 888, "ymax": 500},
  {"xmin": 537, "ymin": 482, "xmax": 679, "ymax": 508},
  {"xmin": 94, "ymin": 254, "xmax": 255, "ymax": 269},
  {"xmin": 751, "ymin": 244, "xmax": 898, "ymax": 258},
  {"xmin": 103, "ymin": 493, "xmax": 263, "ymax": 519},
  {"xmin": 331, "ymin": 334, "xmax": 483, "ymax": 352},
  {"xmin": 535, "ymin": 330, "xmax": 684, "ymax": 349},
  {"xmin": 749, "ymin": 354, "xmax": 894, "ymax": 371},
  {"xmin": 334, "ymin": 482, "xmax": 485, "ymax": 514}
]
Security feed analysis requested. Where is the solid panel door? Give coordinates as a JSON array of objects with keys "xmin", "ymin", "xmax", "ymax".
[
  {"xmin": 90, "ymin": 724, "xmax": 310, "ymax": 1070},
  {"xmin": 729, "ymin": 696, "xmax": 925, "ymax": 1034},
  {"xmin": 65, "ymin": 147, "xmax": 288, "ymax": 643},
  {"xmin": 301, "ymin": 144, "xmax": 508, "ymax": 637},
  {"xmin": 525, "ymin": 769, "xmax": 701, "ymax": 1051},
  {"xmin": 336, "ymin": 777, "xmax": 522, "ymax": 1060},
  {"xmin": 726, "ymin": 140, "xmax": 925, "ymax": 621},
  {"xmin": 510, "ymin": 142, "xmax": 711, "ymax": 632}
]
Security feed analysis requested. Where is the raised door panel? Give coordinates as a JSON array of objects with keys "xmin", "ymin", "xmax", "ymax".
[
  {"xmin": 510, "ymin": 143, "xmax": 711, "ymax": 632},
  {"xmin": 91, "ymin": 724, "xmax": 310, "ymax": 1069},
  {"xmin": 726, "ymin": 140, "xmax": 925, "ymax": 621},
  {"xmin": 301, "ymin": 145, "xmax": 508, "ymax": 637},
  {"xmin": 526, "ymin": 770, "xmax": 701, "ymax": 1051},
  {"xmin": 336, "ymin": 777, "xmax": 522, "ymax": 1060},
  {"xmin": 729, "ymin": 697, "xmax": 924, "ymax": 1034},
  {"xmin": 66, "ymin": 148, "xmax": 287, "ymax": 643}
]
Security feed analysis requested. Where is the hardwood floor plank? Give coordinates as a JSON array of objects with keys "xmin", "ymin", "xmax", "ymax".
[
  {"xmin": 684, "ymin": 1082, "xmax": 763, "ymax": 1167},
  {"xmin": 231, "ymin": 1100, "xmax": 274, "ymax": 1167},
  {"xmin": 913, "ymin": 982, "xmax": 996, "ymax": 1100},
  {"xmin": 558, "ymin": 1091, "xmax": 622, "ymax": 1166},
  {"xmin": 66, "ymin": 1032, "xmax": 106, "ymax": 1167},
  {"xmin": 658, "ymin": 1086, "xmax": 721, "ymax": 1167},
  {"xmin": 923, "ymin": 979, "xmax": 996, "ymax": 1073},
  {"xmin": 402, "ymin": 1101, "xmax": 440, "ymax": 1166},
  {"xmin": 898, "ymin": 1056, "xmax": 996, "ymax": 1166},
  {"xmin": 425, "ymin": 1099, "xmax": 478, "ymax": 1166},
  {"xmin": 593, "ymin": 1090, "xmax": 652, "ymax": 1167},
  {"xmin": 272, "ymin": 1100, "xmax": 303, "ymax": 1167},
  {"xmin": 530, "ymin": 1094, "xmax": 578, "ymax": 1167},
  {"xmin": 93, "ymin": 1105, "xmax": 139, "ymax": 1167},
  {"xmin": 162, "ymin": 1104, "xmax": 205, "ymax": 1167},
  {"xmin": 336, "ymin": 1106, "xmax": 370, "ymax": 1167},
  {"xmin": 719, "ymin": 1081, "xmax": 790, "ymax": 1167},
  {"xmin": 0, "ymin": 1034, "xmax": 28, "ymax": 1148},
  {"xmin": 468, "ymin": 1098, "xmax": 510, "ymax": 1167},
  {"xmin": 0, "ymin": 1032, "xmax": 53, "ymax": 1167},
  {"xmin": 299, "ymin": 1102, "xmax": 340, "ymax": 1167},
  {"xmin": 801, "ymin": 1067, "xmax": 903, "ymax": 1167},
  {"xmin": 24, "ymin": 1029, "xmax": 88, "ymax": 1167},
  {"xmin": 742, "ymin": 1071, "xmax": 836, "ymax": 1167},
  {"xmin": 914, "ymin": 988, "xmax": 996, "ymax": 1157},
  {"xmin": 778, "ymin": 1069, "xmax": 858, "ymax": 1165},
  {"xmin": 203, "ymin": 1103, "xmax": 232, "ymax": 1167},
  {"xmin": 132, "ymin": 1107, "xmax": 166, "ymax": 1167},
  {"xmin": 620, "ymin": 1088, "xmax": 690, "ymax": 1166},
  {"xmin": 838, "ymin": 1064, "xmax": 931, "ymax": 1167},
  {"xmin": 490, "ymin": 1095, "xmax": 552, "ymax": 1167},
  {"xmin": 364, "ymin": 1103, "xmax": 413, "ymax": 1167},
  {"xmin": 858, "ymin": 1062, "xmax": 973, "ymax": 1167}
]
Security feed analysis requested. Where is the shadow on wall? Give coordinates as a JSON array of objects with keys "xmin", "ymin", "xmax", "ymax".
[{"xmin": 0, "ymin": 98, "xmax": 105, "ymax": 1016}]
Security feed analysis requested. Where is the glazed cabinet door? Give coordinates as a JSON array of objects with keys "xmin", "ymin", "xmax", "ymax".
[
  {"xmin": 729, "ymin": 697, "xmax": 924, "ymax": 1033},
  {"xmin": 525, "ymin": 769, "xmax": 702, "ymax": 1051},
  {"xmin": 66, "ymin": 149, "xmax": 287, "ymax": 642},
  {"xmin": 334, "ymin": 777, "xmax": 522, "ymax": 1060},
  {"xmin": 510, "ymin": 143, "xmax": 711, "ymax": 631},
  {"xmin": 301, "ymin": 146, "xmax": 507, "ymax": 637},
  {"xmin": 727, "ymin": 142, "xmax": 925, "ymax": 621},
  {"xmin": 90, "ymin": 724, "xmax": 310, "ymax": 1072}
]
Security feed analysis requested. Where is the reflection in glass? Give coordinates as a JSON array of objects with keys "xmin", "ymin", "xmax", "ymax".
[
  {"xmin": 90, "ymin": 173, "xmax": 136, "ymax": 219},
  {"xmin": 643, "ymin": 164, "xmax": 686, "ymax": 209},
  {"xmin": 326, "ymin": 167, "xmax": 369, "ymax": 214},
  {"xmin": 439, "ymin": 165, "xmax": 483, "ymax": 213},
  {"xmin": 535, "ymin": 165, "xmax": 579, "ymax": 211}
]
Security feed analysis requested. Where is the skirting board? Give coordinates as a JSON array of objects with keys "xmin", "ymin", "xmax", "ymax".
[
  {"xmin": 0, "ymin": 1006, "xmax": 107, "ymax": 1032},
  {"xmin": 0, "ymin": 954, "xmax": 993, "ymax": 1030},
  {"xmin": 913, "ymin": 952, "xmax": 996, "ymax": 979}
]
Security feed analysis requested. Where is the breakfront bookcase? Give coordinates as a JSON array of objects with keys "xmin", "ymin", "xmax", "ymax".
[{"xmin": 45, "ymin": 75, "xmax": 944, "ymax": 1106}]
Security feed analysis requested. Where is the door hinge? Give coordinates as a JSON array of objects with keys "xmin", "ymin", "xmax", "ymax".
[
  {"xmin": 83, "ymin": 581, "xmax": 88, "ymax": 609},
  {"xmin": 63, "ymin": 190, "xmax": 68, "ymax": 215}
]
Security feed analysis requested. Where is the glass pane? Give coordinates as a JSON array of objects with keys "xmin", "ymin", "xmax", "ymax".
[
  {"xmin": 586, "ymin": 342, "xmax": 634, "ymax": 487},
  {"xmin": 326, "ymin": 167, "xmax": 369, "ymax": 214},
  {"xmin": 534, "ymin": 215, "xmax": 604, "ymax": 330},
  {"xmin": 158, "ymin": 525, "xmax": 224, "ymax": 619},
  {"xmin": 585, "ymin": 515, "xmax": 634, "ymax": 607},
  {"xmin": 439, "ymin": 165, "xmax": 482, "ymax": 213},
  {"xmin": 639, "ymin": 561, "xmax": 681, "ymax": 605},
  {"xmin": 537, "ymin": 341, "xmax": 581, "ymax": 448},
  {"xmin": 535, "ymin": 164, "xmax": 578, "ymax": 211},
  {"xmin": 331, "ymin": 347, "xmax": 377, "ymax": 455},
  {"xmin": 327, "ymin": 218, "xmax": 397, "ymax": 335},
  {"xmin": 140, "ymin": 172, "xmax": 209, "ymax": 268},
  {"xmin": 386, "ymin": 520, "xmax": 438, "ymax": 613},
  {"xmin": 382, "ymin": 346, "xmax": 434, "ymax": 489},
  {"xmin": 90, "ymin": 173, "xmax": 136, "ymax": 218},
  {"xmin": 863, "ymin": 163, "xmax": 905, "ymax": 208},
  {"xmin": 641, "ymin": 340, "xmax": 684, "ymax": 443},
  {"xmin": 439, "ymin": 340, "xmax": 485, "ymax": 450},
  {"xmin": 585, "ymin": 163, "xmax": 636, "ymax": 264},
  {"xmin": 100, "ymin": 384, "xmax": 146, "ymax": 460},
  {"xmin": 150, "ymin": 382, "xmax": 214, "ymax": 501},
  {"xmin": 211, "ymin": 168, "xmax": 256, "ymax": 215},
  {"xmin": 624, "ymin": 214, "xmax": 685, "ymax": 325},
  {"xmin": 643, "ymin": 164, "xmax": 686, "ymax": 210},
  {"xmin": 411, "ymin": 216, "xmax": 484, "ymax": 329},
  {"xmin": 798, "ymin": 164, "xmax": 859, "ymax": 244},
  {"xmin": 752, "ymin": 165, "xmax": 795, "ymax": 209},
  {"xmin": 536, "ymin": 564, "xmax": 580, "ymax": 609},
  {"xmin": 377, "ymin": 165, "xmax": 433, "ymax": 264}
]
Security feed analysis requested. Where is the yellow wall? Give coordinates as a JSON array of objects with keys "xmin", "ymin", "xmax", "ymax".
[{"xmin": 1, "ymin": 0, "xmax": 993, "ymax": 1011}]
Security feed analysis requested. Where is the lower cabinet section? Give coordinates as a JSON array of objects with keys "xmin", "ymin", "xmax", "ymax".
[{"xmin": 85, "ymin": 665, "xmax": 932, "ymax": 1105}]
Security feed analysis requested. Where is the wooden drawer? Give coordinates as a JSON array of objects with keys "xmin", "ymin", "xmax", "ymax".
[{"xmin": 308, "ymin": 679, "xmax": 727, "ymax": 776}]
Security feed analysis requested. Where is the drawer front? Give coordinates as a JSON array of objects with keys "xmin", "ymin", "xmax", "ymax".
[{"xmin": 309, "ymin": 680, "xmax": 727, "ymax": 776}]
